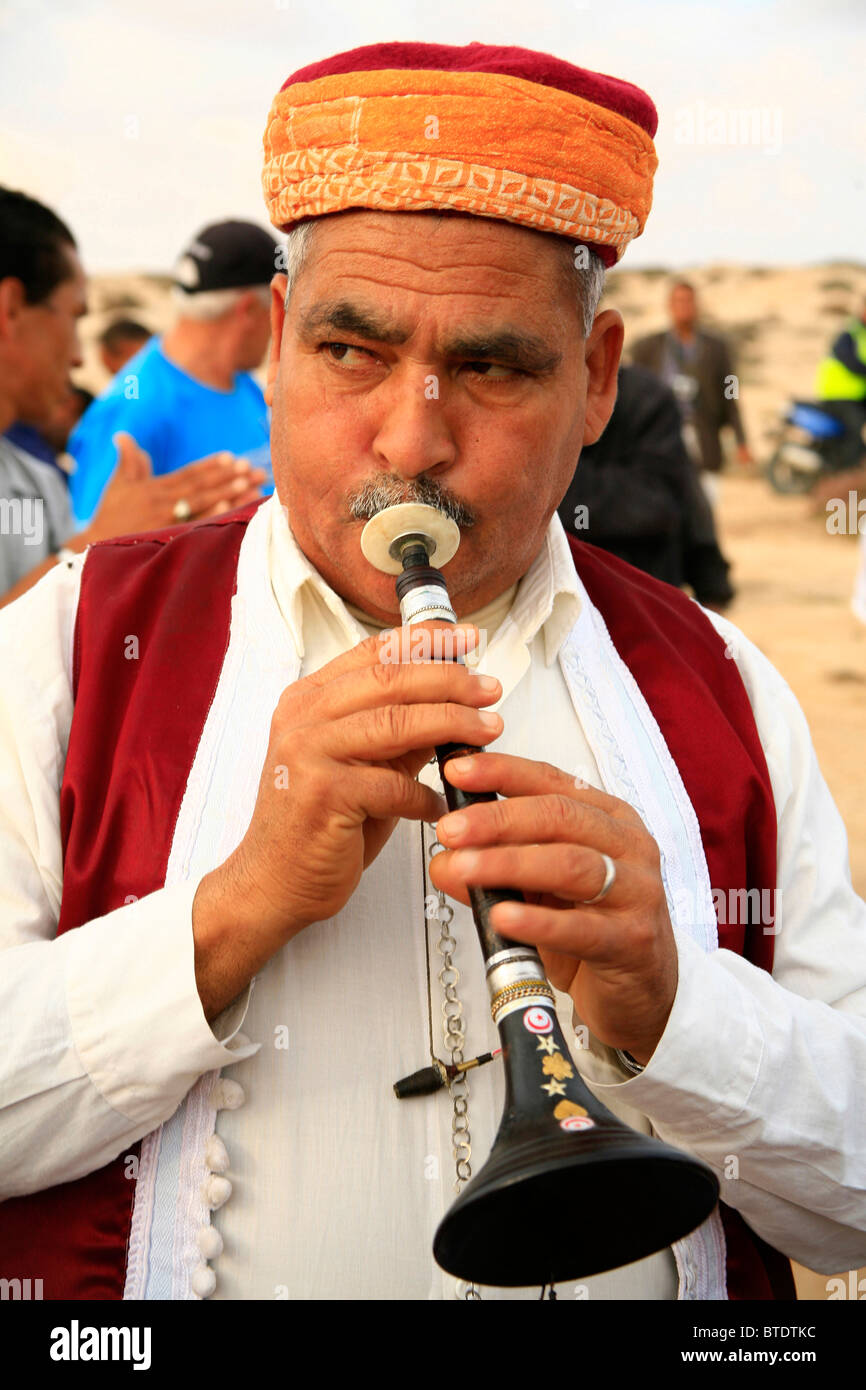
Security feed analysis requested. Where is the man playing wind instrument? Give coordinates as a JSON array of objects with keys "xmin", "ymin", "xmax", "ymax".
[{"xmin": 1, "ymin": 42, "xmax": 864, "ymax": 1300}]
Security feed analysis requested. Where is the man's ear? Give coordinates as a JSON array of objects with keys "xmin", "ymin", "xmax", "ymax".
[
  {"xmin": 0, "ymin": 277, "xmax": 27, "ymax": 341},
  {"xmin": 582, "ymin": 309, "xmax": 623, "ymax": 446},
  {"xmin": 236, "ymin": 288, "xmax": 266, "ymax": 320},
  {"xmin": 265, "ymin": 273, "xmax": 288, "ymax": 408}
]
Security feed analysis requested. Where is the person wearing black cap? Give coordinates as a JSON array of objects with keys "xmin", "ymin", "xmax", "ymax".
[{"xmin": 68, "ymin": 220, "xmax": 279, "ymax": 521}]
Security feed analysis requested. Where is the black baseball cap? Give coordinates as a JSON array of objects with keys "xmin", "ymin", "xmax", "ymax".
[{"xmin": 172, "ymin": 219, "xmax": 279, "ymax": 294}]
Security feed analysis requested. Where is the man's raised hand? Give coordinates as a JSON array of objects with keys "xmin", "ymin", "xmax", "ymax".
[
  {"xmin": 191, "ymin": 625, "xmax": 501, "ymax": 1019},
  {"xmin": 83, "ymin": 433, "xmax": 267, "ymax": 542}
]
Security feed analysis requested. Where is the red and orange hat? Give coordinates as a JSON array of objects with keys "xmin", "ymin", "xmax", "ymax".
[{"xmin": 262, "ymin": 41, "xmax": 658, "ymax": 266}]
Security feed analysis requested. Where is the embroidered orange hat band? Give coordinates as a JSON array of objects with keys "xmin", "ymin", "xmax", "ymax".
[{"xmin": 262, "ymin": 41, "xmax": 658, "ymax": 266}]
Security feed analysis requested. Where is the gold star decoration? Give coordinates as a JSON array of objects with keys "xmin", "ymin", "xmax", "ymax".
[
  {"xmin": 542, "ymin": 1054, "xmax": 574, "ymax": 1081},
  {"xmin": 541, "ymin": 1078, "xmax": 567, "ymax": 1097},
  {"xmin": 536, "ymin": 1035, "xmax": 558, "ymax": 1055}
]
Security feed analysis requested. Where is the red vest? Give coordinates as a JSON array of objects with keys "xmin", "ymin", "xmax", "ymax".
[{"xmin": 0, "ymin": 503, "xmax": 795, "ymax": 1299}]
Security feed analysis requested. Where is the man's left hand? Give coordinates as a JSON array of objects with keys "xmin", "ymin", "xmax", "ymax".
[{"xmin": 430, "ymin": 753, "xmax": 678, "ymax": 1066}]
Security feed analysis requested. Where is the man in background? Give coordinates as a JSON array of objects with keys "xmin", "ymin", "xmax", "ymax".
[
  {"xmin": 814, "ymin": 294, "xmax": 866, "ymax": 470},
  {"xmin": 0, "ymin": 188, "xmax": 265, "ymax": 604},
  {"xmin": 98, "ymin": 319, "xmax": 151, "ymax": 377},
  {"xmin": 6, "ymin": 381, "xmax": 93, "ymax": 472},
  {"xmin": 69, "ymin": 220, "xmax": 277, "ymax": 521},
  {"xmin": 812, "ymin": 297, "xmax": 866, "ymax": 625},
  {"xmin": 558, "ymin": 363, "xmax": 734, "ymax": 608},
  {"xmin": 632, "ymin": 280, "xmax": 752, "ymax": 483}
]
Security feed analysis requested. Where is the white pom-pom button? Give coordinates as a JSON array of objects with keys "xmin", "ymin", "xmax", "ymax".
[
  {"xmin": 205, "ymin": 1134, "xmax": 230, "ymax": 1173},
  {"xmin": 191, "ymin": 1264, "xmax": 217, "ymax": 1298},
  {"xmin": 202, "ymin": 1175, "xmax": 232, "ymax": 1210},
  {"xmin": 196, "ymin": 1225, "xmax": 224, "ymax": 1260},
  {"xmin": 211, "ymin": 1079, "xmax": 245, "ymax": 1110}
]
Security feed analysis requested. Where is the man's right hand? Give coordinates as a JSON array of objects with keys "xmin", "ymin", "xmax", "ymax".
[
  {"xmin": 191, "ymin": 627, "xmax": 503, "ymax": 1019},
  {"xmin": 82, "ymin": 432, "xmax": 267, "ymax": 543}
]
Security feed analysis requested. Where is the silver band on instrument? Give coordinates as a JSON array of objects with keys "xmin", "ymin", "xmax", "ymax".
[
  {"xmin": 484, "ymin": 947, "xmax": 540, "ymax": 976},
  {"xmin": 397, "ymin": 581, "xmax": 457, "ymax": 625},
  {"xmin": 485, "ymin": 955, "xmax": 548, "ymax": 996},
  {"xmin": 580, "ymin": 851, "xmax": 616, "ymax": 905}
]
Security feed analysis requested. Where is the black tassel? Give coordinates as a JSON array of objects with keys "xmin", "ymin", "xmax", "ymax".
[
  {"xmin": 393, "ymin": 1063, "xmax": 447, "ymax": 1098},
  {"xmin": 394, "ymin": 1050, "xmax": 501, "ymax": 1099}
]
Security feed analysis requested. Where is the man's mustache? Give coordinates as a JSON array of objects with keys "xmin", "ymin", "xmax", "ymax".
[{"xmin": 346, "ymin": 474, "xmax": 477, "ymax": 528}]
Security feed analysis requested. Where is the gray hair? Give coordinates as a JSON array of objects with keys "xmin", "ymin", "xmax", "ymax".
[
  {"xmin": 573, "ymin": 249, "xmax": 606, "ymax": 337},
  {"xmin": 170, "ymin": 284, "xmax": 271, "ymax": 322},
  {"xmin": 281, "ymin": 217, "xmax": 605, "ymax": 337}
]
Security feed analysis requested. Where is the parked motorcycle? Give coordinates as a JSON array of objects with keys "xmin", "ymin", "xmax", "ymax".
[{"xmin": 764, "ymin": 401, "xmax": 855, "ymax": 495}]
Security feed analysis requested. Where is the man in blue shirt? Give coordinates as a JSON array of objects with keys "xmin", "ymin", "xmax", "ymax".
[{"xmin": 69, "ymin": 220, "xmax": 277, "ymax": 521}]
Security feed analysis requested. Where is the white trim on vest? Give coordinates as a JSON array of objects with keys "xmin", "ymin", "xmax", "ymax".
[
  {"xmin": 124, "ymin": 502, "xmax": 299, "ymax": 1300},
  {"xmin": 556, "ymin": 579, "xmax": 726, "ymax": 1300}
]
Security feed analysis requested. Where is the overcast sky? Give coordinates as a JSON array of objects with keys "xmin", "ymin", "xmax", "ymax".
[{"xmin": 1, "ymin": 0, "xmax": 863, "ymax": 273}]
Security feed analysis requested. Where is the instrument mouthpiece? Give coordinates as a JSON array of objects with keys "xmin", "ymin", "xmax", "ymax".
[{"xmin": 360, "ymin": 503, "xmax": 461, "ymax": 576}]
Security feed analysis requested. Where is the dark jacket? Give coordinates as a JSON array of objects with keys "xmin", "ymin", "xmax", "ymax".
[
  {"xmin": 557, "ymin": 364, "xmax": 734, "ymax": 606},
  {"xmin": 631, "ymin": 328, "xmax": 746, "ymax": 473}
]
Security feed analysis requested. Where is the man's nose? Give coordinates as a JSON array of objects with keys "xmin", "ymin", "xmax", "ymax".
[
  {"xmin": 70, "ymin": 327, "xmax": 84, "ymax": 370},
  {"xmin": 371, "ymin": 368, "xmax": 457, "ymax": 479}
]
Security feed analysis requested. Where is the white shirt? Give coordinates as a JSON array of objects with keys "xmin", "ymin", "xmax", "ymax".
[{"xmin": 1, "ymin": 498, "xmax": 865, "ymax": 1299}]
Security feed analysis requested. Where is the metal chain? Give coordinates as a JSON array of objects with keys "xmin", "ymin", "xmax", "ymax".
[
  {"xmin": 427, "ymin": 829, "xmax": 472, "ymax": 1189},
  {"xmin": 424, "ymin": 820, "xmax": 481, "ymax": 1300}
]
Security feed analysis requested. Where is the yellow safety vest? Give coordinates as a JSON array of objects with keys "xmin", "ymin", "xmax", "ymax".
[{"xmin": 815, "ymin": 317, "xmax": 866, "ymax": 400}]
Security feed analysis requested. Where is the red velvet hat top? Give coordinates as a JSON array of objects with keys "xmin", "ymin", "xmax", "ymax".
[{"xmin": 284, "ymin": 41, "xmax": 658, "ymax": 138}]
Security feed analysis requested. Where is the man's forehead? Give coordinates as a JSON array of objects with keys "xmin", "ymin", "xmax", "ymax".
[
  {"xmin": 290, "ymin": 214, "xmax": 576, "ymax": 329},
  {"xmin": 306, "ymin": 208, "xmax": 565, "ymax": 272},
  {"xmin": 59, "ymin": 243, "xmax": 85, "ymax": 278},
  {"xmin": 52, "ymin": 246, "xmax": 88, "ymax": 306}
]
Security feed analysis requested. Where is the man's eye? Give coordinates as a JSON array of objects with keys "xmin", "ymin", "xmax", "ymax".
[
  {"xmin": 323, "ymin": 342, "xmax": 374, "ymax": 366},
  {"xmin": 464, "ymin": 361, "xmax": 523, "ymax": 380}
]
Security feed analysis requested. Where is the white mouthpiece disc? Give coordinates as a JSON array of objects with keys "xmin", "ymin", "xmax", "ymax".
[{"xmin": 360, "ymin": 503, "xmax": 461, "ymax": 575}]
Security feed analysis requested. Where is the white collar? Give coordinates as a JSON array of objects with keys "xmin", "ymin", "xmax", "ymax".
[{"xmin": 264, "ymin": 495, "xmax": 582, "ymax": 667}]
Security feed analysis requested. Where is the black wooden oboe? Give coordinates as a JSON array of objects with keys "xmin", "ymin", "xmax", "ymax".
[{"xmin": 361, "ymin": 502, "xmax": 719, "ymax": 1287}]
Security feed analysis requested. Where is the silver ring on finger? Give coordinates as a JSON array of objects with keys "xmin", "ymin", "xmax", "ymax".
[
  {"xmin": 172, "ymin": 498, "xmax": 192, "ymax": 522},
  {"xmin": 579, "ymin": 851, "xmax": 616, "ymax": 905}
]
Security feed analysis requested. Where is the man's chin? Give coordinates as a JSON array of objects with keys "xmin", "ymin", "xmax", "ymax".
[{"xmin": 48, "ymin": 382, "xmax": 71, "ymax": 417}]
